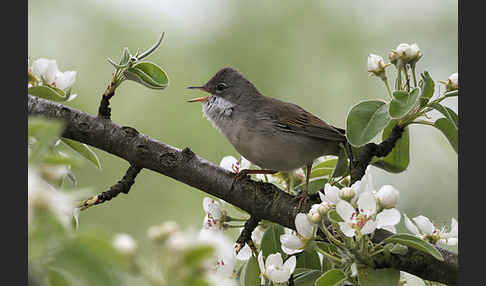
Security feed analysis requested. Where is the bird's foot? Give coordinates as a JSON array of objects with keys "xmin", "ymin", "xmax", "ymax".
[{"xmin": 295, "ymin": 191, "xmax": 310, "ymax": 210}]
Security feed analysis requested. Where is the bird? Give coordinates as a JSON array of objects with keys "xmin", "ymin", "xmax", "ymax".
[{"xmin": 187, "ymin": 67, "xmax": 347, "ymax": 205}]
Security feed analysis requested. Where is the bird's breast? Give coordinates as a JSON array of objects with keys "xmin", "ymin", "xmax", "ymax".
[{"xmin": 202, "ymin": 96, "xmax": 240, "ymax": 141}]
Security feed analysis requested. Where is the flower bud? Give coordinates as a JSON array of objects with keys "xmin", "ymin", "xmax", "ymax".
[
  {"xmin": 147, "ymin": 221, "xmax": 180, "ymax": 243},
  {"xmin": 375, "ymin": 185, "xmax": 399, "ymax": 208},
  {"xmin": 396, "ymin": 43, "xmax": 412, "ymax": 59},
  {"xmin": 367, "ymin": 54, "xmax": 387, "ymax": 79},
  {"xmin": 446, "ymin": 73, "xmax": 458, "ymax": 91},
  {"xmin": 309, "ymin": 212, "xmax": 322, "ymax": 224},
  {"xmin": 318, "ymin": 201, "xmax": 331, "ymax": 216},
  {"xmin": 113, "ymin": 233, "xmax": 137, "ymax": 256},
  {"xmin": 339, "ymin": 187, "xmax": 355, "ymax": 201},
  {"xmin": 394, "ymin": 43, "xmax": 422, "ymax": 65},
  {"xmin": 308, "ymin": 204, "xmax": 322, "ymax": 223},
  {"xmin": 388, "ymin": 51, "xmax": 399, "ymax": 65}
]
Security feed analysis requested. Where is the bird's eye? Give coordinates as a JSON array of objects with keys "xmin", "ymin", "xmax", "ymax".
[{"xmin": 215, "ymin": 83, "xmax": 229, "ymax": 93}]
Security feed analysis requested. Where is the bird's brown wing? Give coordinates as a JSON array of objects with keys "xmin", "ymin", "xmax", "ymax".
[{"xmin": 264, "ymin": 98, "xmax": 346, "ymax": 142}]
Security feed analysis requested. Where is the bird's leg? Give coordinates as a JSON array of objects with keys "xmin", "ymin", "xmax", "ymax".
[
  {"xmin": 297, "ymin": 163, "xmax": 313, "ymax": 209},
  {"xmin": 230, "ymin": 169, "xmax": 278, "ymax": 191}
]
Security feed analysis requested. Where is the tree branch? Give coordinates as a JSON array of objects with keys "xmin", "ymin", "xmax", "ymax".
[
  {"xmin": 80, "ymin": 164, "xmax": 142, "ymax": 210},
  {"xmin": 27, "ymin": 95, "xmax": 458, "ymax": 285}
]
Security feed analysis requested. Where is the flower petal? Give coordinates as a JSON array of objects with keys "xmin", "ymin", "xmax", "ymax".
[
  {"xmin": 240, "ymin": 156, "xmax": 252, "ymax": 169},
  {"xmin": 336, "ymin": 201, "xmax": 356, "ymax": 223},
  {"xmin": 55, "ymin": 71, "xmax": 77, "ymax": 90},
  {"xmin": 283, "ymin": 256, "xmax": 297, "ymax": 275},
  {"xmin": 339, "ymin": 222, "xmax": 355, "ymax": 237},
  {"xmin": 266, "ymin": 253, "xmax": 283, "ymax": 268},
  {"xmin": 376, "ymin": 208, "xmax": 401, "ymax": 228},
  {"xmin": 236, "ymin": 244, "xmax": 252, "ymax": 260},
  {"xmin": 219, "ymin": 156, "xmax": 238, "ymax": 172},
  {"xmin": 32, "ymin": 58, "xmax": 59, "ymax": 83},
  {"xmin": 413, "ymin": 215, "xmax": 435, "ymax": 235},
  {"xmin": 403, "ymin": 214, "xmax": 420, "ymax": 235},
  {"xmin": 295, "ymin": 213, "xmax": 315, "ymax": 238},
  {"xmin": 257, "ymin": 251, "xmax": 265, "ymax": 273},
  {"xmin": 202, "ymin": 197, "xmax": 222, "ymax": 219},
  {"xmin": 357, "ymin": 192, "xmax": 377, "ymax": 216},
  {"xmin": 324, "ymin": 184, "xmax": 340, "ymax": 204},
  {"xmin": 361, "ymin": 220, "xmax": 376, "ymax": 235},
  {"xmin": 280, "ymin": 234, "xmax": 304, "ymax": 255},
  {"xmin": 267, "ymin": 266, "xmax": 291, "ymax": 283}
]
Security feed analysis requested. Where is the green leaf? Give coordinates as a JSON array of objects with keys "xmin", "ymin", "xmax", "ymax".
[
  {"xmin": 389, "ymin": 88, "xmax": 420, "ymax": 119},
  {"xmin": 373, "ymin": 120, "xmax": 410, "ymax": 173},
  {"xmin": 296, "ymin": 249, "xmax": 321, "ymax": 271},
  {"xmin": 315, "ymin": 242, "xmax": 338, "ymax": 272},
  {"xmin": 331, "ymin": 147, "xmax": 349, "ymax": 178},
  {"xmin": 239, "ymin": 255, "xmax": 261, "ymax": 286},
  {"xmin": 61, "ymin": 138, "xmax": 102, "ymax": 169},
  {"xmin": 124, "ymin": 61, "xmax": 169, "ymax": 90},
  {"xmin": 119, "ymin": 47, "xmax": 130, "ymax": 66},
  {"xmin": 428, "ymin": 103, "xmax": 458, "ymax": 129},
  {"xmin": 346, "ymin": 100, "xmax": 391, "ymax": 147},
  {"xmin": 293, "ymin": 270, "xmax": 323, "ymax": 286},
  {"xmin": 327, "ymin": 210, "xmax": 344, "ymax": 223},
  {"xmin": 315, "ymin": 269, "xmax": 346, "ymax": 286},
  {"xmin": 419, "ymin": 71, "xmax": 435, "ymax": 107},
  {"xmin": 310, "ymin": 159, "xmax": 337, "ymax": 179},
  {"xmin": 28, "ymin": 85, "xmax": 67, "ymax": 102},
  {"xmin": 390, "ymin": 243, "xmax": 408, "ymax": 255},
  {"xmin": 295, "ymin": 178, "xmax": 329, "ymax": 194},
  {"xmin": 358, "ymin": 267, "xmax": 400, "ymax": 286},
  {"xmin": 444, "ymin": 90, "xmax": 458, "ymax": 97},
  {"xmin": 261, "ymin": 223, "xmax": 285, "ymax": 257},
  {"xmin": 383, "ymin": 233, "xmax": 444, "ymax": 261},
  {"xmin": 433, "ymin": 118, "xmax": 458, "ymax": 153}
]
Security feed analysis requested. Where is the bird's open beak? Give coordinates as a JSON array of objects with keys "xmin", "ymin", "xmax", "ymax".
[{"xmin": 187, "ymin": 86, "xmax": 209, "ymax": 103}]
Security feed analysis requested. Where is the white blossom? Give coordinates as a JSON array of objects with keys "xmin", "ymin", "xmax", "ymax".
[
  {"xmin": 219, "ymin": 155, "xmax": 251, "ymax": 173},
  {"xmin": 318, "ymin": 183, "xmax": 341, "ymax": 206},
  {"xmin": 32, "ymin": 58, "xmax": 58, "ymax": 84},
  {"xmin": 447, "ymin": 72, "xmax": 458, "ymax": 91},
  {"xmin": 336, "ymin": 192, "xmax": 400, "ymax": 237},
  {"xmin": 394, "ymin": 42, "xmax": 422, "ymax": 64},
  {"xmin": 280, "ymin": 213, "xmax": 316, "ymax": 255},
  {"xmin": 258, "ymin": 251, "xmax": 296, "ymax": 284},
  {"xmin": 202, "ymin": 197, "xmax": 225, "ymax": 232},
  {"xmin": 404, "ymin": 214, "xmax": 458, "ymax": 246},
  {"xmin": 396, "ymin": 43, "xmax": 413, "ymax": 58},
  {"xmin": 31, "ymin": 58, "xmax": 77, "ymax": 90},
  {"xmin": 54, "ymin": 70, "xmax": 77, "ymax": 90},
  {"xmin": 236, "ymin": 226, "xmax": 266, "ymax": 260},
  {"xmin": 113, "ymin": 233, "xmax": 137, "ymax": 256},
  {"xmin": 375, "ymin": 185, "xmax": 400, "ymax": 209},
  {"xmin": 367, "ymin": 54, "xmax": 387, "ymax": 78}
]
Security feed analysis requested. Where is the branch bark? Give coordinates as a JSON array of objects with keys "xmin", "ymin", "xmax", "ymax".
[{"xmin": 27, "ymin": 95, "xmax": 458, "ymax": 285}]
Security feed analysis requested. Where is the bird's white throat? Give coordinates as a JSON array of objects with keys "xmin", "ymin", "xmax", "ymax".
[{"xmin": 202, "ymin": 96, "xmax": 236, "ymax": 133}]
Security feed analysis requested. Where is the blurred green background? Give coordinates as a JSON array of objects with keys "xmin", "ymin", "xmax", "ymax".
[{"xmin": 28, "ymin": 0, "xmax": 457, "ymax": 251}]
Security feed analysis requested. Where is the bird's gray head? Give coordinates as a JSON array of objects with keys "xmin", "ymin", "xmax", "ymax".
[{"xmin": 187, "ymin": 67, "xmax": 260, "ymax": 104}]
